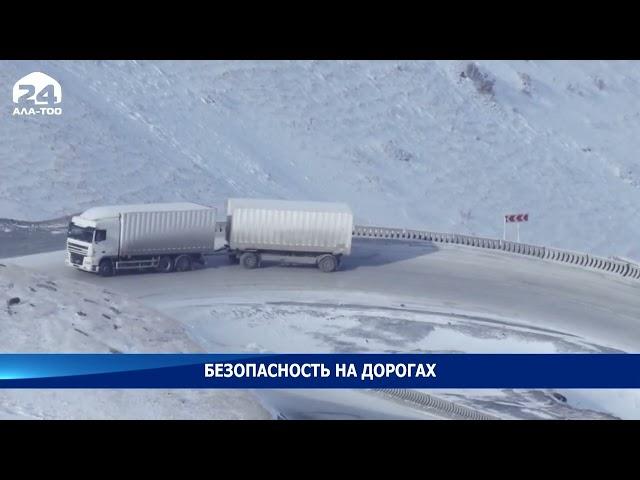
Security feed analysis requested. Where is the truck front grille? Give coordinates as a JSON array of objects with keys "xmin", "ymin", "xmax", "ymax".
[
  {"xmin": 67, "ymin": 241, "xmax": 88, "ymax": 266},
  {"xmin": 67, "ymin": 241, "xmax": 88, "ymax": 255},
  {"xmin": 69, "ymin": 252, "xmax": 84, "ymax": 265}
]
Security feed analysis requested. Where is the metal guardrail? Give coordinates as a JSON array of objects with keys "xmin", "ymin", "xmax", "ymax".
[
  {"xmin": 353, "ymin": 225, "xmax": 640, "ymax": 281},
  {"xmin": 373, "ymin": 389, "xmax": 498, "ymax": 420}
]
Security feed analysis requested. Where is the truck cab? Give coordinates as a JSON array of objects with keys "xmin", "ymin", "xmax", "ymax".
[{"xmin": 66, "ymin": 211, "xmax": 120, "ymax": 273}]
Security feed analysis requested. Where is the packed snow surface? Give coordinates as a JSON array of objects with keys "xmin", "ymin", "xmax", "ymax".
[
  {"xmin": 7, "ymin": 239, "xmax": 640, "ymax": 419},
  {"xmin": 0, "ymin": 261, "xmax": 269, "ymax": 419}
]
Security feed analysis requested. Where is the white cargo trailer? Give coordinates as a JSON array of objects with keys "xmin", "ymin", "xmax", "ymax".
[
  {"xmin": 66, "ymin": 203, "xmax": 217, "ymax": 276},
  {"xmin": 226, "ymin": 198, "xmax": 353, "ymax": 272}
]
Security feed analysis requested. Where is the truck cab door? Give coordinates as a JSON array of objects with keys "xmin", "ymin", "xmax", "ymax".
[{"xmin": 95, "ymin": 217, "xmax": 120, "ymax": 259}]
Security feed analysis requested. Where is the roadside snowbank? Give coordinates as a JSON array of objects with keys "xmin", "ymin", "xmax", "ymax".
[{"xmin": 0, "ymin": 261, "xmax": 270, "ymax": 419}]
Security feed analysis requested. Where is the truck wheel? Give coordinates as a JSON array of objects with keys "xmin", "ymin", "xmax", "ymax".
[
  {"xmin": 156, "ymin": 256, "xmax": 174, "ymax": 273},
  {"xmin": 240, "ymin": 252, "xmax": 260, "ymax": 269},
  {"xmin": 175, "ymin": 255, "xmax": 192, "ymax": 272},
  {"xmin": 98, "ymin": 259, "xmax": 114, "ymax": 277},
  {"xmin": 317, "ymin": 254, "xmax": 338, "ymax": 273}
]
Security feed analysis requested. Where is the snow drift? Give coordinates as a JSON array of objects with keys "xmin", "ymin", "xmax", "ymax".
[{"xmin": 0, "ymin": 261, "xmax": 269, "ymax": 419}]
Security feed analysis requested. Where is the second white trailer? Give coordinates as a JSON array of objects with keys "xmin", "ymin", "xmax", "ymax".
[{"xmin": 226, "ymin": 198, "xmax": 353, "ymax": 272}]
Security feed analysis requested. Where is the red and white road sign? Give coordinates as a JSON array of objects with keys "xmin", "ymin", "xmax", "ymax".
[{"xmin": 504, "ymin": 213, "xmax": 529, "ymax": 223}]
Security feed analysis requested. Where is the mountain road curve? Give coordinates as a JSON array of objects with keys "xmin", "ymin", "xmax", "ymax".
[
  {"xmin": 7, "ymin": 237, "xmax": 640, "ymax": 352},
  {"xmin": 5, "ymin": 237, "xmax": 640, "ymax": 419}
]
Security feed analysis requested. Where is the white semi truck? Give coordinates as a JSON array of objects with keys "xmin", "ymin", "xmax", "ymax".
[
  {"xmin": 66, "ymin": 203, "xmax": 218, "ymax": 277},
  {"xmin": 225, "ymin": 198, "xmax": 353, "ymax": 272},
  {"xmin": 66, "ymin": 199, "xmax": 353, "ymax": 276}
]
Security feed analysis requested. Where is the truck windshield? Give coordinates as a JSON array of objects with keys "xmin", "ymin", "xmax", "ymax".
[{"xmin": 67, "ymin": 222, "xmax": 95, "ymax": 243}]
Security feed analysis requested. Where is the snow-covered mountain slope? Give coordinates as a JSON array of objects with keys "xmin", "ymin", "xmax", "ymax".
[
  {"xmin": 2, "ymin": 60, "xmax": 640, "ymax": 258},
  {"xmin": 0, "ymin": 261, "xmax": 269, "ymax": 419}
]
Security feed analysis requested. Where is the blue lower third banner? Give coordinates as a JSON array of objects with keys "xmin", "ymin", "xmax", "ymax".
[{"xmin": 0, "ymin": 354, "xmax": 639, "ymax": 388}]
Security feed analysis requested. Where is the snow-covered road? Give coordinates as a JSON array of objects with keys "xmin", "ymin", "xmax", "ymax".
[
  {"xmin": 7, "ymin": 238, "xmax": 640, "ymax": 419},
  {"xmin": 9, "ymin": 239, "xmax": 640, "ymax": 352}
]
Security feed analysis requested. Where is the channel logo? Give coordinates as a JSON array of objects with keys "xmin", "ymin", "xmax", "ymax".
[{"xmin": 12, "ymin": 71, "xmax": 62, "ymax": 116}]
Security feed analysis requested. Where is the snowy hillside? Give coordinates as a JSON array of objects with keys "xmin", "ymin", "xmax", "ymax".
[
  {"xmin": 2, "ymin": 60, "xmax": 640, "ymax": 258},
  {"xmin": 0, "ymin": 261, "xmax": 269, "ymax": 419}
]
